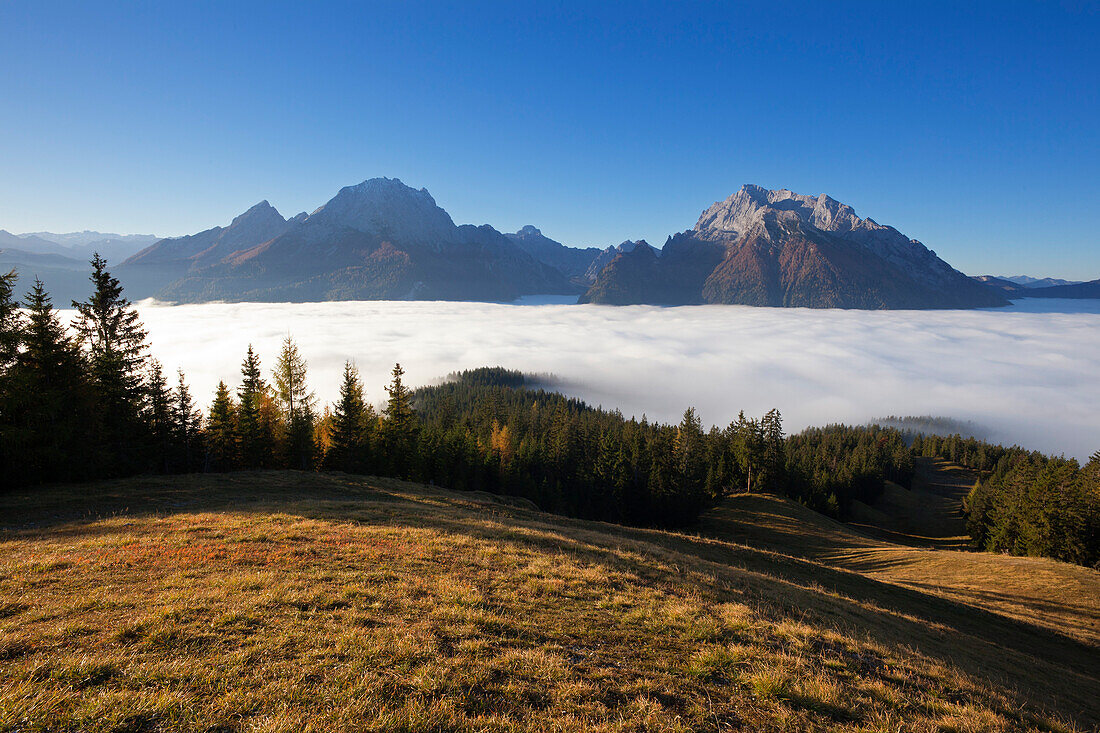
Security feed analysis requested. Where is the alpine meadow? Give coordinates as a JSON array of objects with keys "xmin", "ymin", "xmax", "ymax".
[{"xmin": 1, "ymin": 3, "xmax": 1098, "ymax": 732}]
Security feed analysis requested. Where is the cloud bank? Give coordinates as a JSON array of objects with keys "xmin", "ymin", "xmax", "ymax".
[{"xmin": 68, "ymin": 300, "xmax": 1100, "ymax": 461}]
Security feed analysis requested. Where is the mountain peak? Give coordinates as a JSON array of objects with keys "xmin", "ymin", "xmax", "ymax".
[
  {"xmin": 515, "ymin": 225, "xmax": 543, "ymax": 237},
  {"xmin": 309, "ymin": 177, "xmax": 457, "ymax": 244},
  {"xmin": 229, "ymin": 200, "xmax": 284, "ymax": 229},
  {"xmin": 695, "ymin": 185, "xmax": 884, "ymax": 242}
]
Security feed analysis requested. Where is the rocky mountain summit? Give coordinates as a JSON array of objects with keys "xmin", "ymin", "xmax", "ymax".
[{"xmin": 583, "ymin": 185, "xmax": 1009, "ymax": 309}]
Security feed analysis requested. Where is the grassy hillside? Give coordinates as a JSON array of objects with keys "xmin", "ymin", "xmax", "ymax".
[{"xmin": 1, "ymin": 472, "xmax": 1097, "ymax": 732}]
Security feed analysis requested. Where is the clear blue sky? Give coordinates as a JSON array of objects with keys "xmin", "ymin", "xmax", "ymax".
[{"xmin": 1, "ymin": 1, "xmax": 1097, "ymax": 278}]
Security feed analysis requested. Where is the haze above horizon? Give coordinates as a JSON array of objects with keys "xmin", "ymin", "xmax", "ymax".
[{"xmin": 1, "ymin": 1, "xmax": 1097, "ymax": 279}]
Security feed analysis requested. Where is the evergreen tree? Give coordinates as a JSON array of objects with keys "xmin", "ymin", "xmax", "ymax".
[
  {"xmin": 237, "ymin": 345, "xmax": 276, "ymax": 468},
  {"xmin": 71, "ymin": 254, "xmax": 149, "ymax": 473},
  {"xmin": 0, "ymin": 268, "xmax": 21, "ymax": 376},
  {"xmin": 274, "ymin": 336, "xmax": 316, "ymax": 470},
  {"xmin": 676, "ymin": 407, "xmax": 707, "ymax": 495},
  {"xmin": 174, "ymin": 369, "xmax": 202, "ymax": 472},
  {"xmin": 146, "ymin": 359, "xmax": 174, "ymax": 473},
  {"xmin": 0, "ymin": 269, "xmax": 24, "ymax": 486},
  {"xmin": 205, "ymin": 380, "xmax": 237, "ymax": 472},
  {"xmin": 6, "ymin": 279, "xmax": 90, "ymax": 485},
  {"xmin": 325, "ymin": 361, "xmax": 373, "ymax": 473},
  {"xmin": 730, "ymin": 411, "xmax": 763, "ymax": 492},
  {"xmin": 382, "ymin": 362, "xmax": 417, "ymax": 477},
  {"xmin": 760, "ymin": 408, "xmax": 786, "ymax": 491}
]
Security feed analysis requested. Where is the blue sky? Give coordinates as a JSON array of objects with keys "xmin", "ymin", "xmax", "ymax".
[{"xmin": 1, "ymin": 1, "xmax": 1097, "ymax": 278}]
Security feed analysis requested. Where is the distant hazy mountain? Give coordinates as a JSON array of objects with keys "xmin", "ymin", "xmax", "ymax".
[
  {"xmin": 123, "ymin": 178, "xmax": 575, "ymax": 303},
  {"xmin": 0, "ymin": 246, "xmax": 94, "ymax": 305},
  {"xmin": 9, "ymin": 230, "xmax": 158, "ymax": 264},
  {"xmin": 971, "ymin": 275, "xmax": 1028, "ymax": 295},
  {"xmin": 505, "ymin": 226, "xmax": 602, "ymax": 285},
  {"xmin": 970, "ymin": 274, "xmax": 1100, "ymax": 300},
  {"xmin": 583, "ymin": 185, "xmax": 1007, "ymax": 309},
  {"xmin": 1022, "ymin": 278, "xmax": 1100, "ymax": 299},
  {"xmin": 1000, "ymin": 275, "xmax": 1084, "ymax": 289}
]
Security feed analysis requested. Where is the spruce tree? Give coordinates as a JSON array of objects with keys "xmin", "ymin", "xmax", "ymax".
[
  {"xmin": 146, "ymin": 359, "xmax": 174, "ymax": 473},
  {"xmin": 325, "ymin": 361, "xmax": 372, "ymax": 473},
  {"xmin": 760, "ymin": 408, "xmax": 786, "ymax": 492},
  {"xmin": 676, "ymin": 407, "xmax": 706, "ymax": 493},
  {"xmin": 205, "ymin": 380, "xmax": 237, "ymax": 472},
  {"xmin": 238, "ymin": 345, "xmax": 276, "ymax": 468},
  {"xmin": 174, "ymin": 369, "xmax": 202, "ymax": 472},
  {"xmin": 730, "ymin": 411, "xmax": 763, "ymax": 492},
  {"xmin": 71, "ymin": 254, "xmax": 149, "ymax": 473},
  {"xmin": 274, "ymin": 336, "xmax": 316, "ymax": 470},
  {"xmin": 8, "ymin": 279, "xmax": 89, "ymax": 484},
  {"xmin": 0, "ymin": 269, "xmax": 24, "ymax": 486},
  {"xmin": 382, "ymin": 363, "xmax": 418, "ymax": 477},
  {"xmin": 0, "ymin": 268, "xmax": 21, "ymax": 376}
]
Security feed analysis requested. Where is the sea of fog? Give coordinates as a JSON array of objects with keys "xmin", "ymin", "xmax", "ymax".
[{"xmin": 65, "ymin": 298, "xmax": 1100, "ymax": 461}]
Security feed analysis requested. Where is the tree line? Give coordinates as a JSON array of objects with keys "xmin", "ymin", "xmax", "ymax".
[{"xmin": 914, "ymin": 433, "xmax": 1100, "ymax": 567}]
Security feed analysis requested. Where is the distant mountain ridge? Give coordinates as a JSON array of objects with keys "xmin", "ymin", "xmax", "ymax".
[
  {"xmin": 121, "ymin": 178, "xmax": 575, "ymax": 303},
  {"xmin": 1002, "ymin": 275, "xmax": 1083, "ymax": 288},
  {"xmin": 6, "ymin": 179, "xmax": 1095, "ymax": 308},
  {"xmin": 5, "ymin": 229, "xmax": 158, "ymax": 263},
  {"xmin": 583, "ymin": 185, "xmax": 1007, "ymax": 309},
  {"xmin": 505, "ymin": 226, "xmax": 602, "ymax": 285}
]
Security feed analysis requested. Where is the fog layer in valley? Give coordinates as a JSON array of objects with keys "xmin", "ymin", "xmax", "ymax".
[{"xmin": 72, "ymin": 299, "xmax": 1100, "ymax": 461}]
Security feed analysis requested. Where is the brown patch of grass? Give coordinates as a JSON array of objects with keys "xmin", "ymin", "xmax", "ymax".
[{"xmin": 0, "ymin": 471, "xmax": 1094, "ymax": 731}]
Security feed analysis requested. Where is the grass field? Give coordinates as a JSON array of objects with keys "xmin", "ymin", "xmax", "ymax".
[{"xmin": 1, "ymin": 471, "xmax": 1097, "ymax": 731}]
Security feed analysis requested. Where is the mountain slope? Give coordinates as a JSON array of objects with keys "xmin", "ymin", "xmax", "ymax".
[
  {"xmin": 971, "ymin": 275, "xmax": 1028, "ymax": 295},
  {"xmin": 584, "ymin": 186, "xmax": 1009, "ymax": 309},
  {"xmin": 0, "ymin": 247, "xmax": 93, "ymax": 304},
  {"xmin": 1, "ymin": 471, "xmax": 1094, "ymax": 730},
  {"xmin": 126, "ymin": 179, "xmax": 574, "ymax": 303},
  {"xmin": 1023, "ymin": 277, "xmax": 1100, "ymax": 299},
  {"xmin": 505, "ymin": 225, "xmax": 601, "ymax": 285}
]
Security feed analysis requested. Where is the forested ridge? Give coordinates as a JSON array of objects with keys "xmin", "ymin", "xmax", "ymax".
[{"xmin": 1, "ymin": 260, "xmax": 1096, "ymax": 566}]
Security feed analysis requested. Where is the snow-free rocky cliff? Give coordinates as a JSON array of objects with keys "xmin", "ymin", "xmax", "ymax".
[{"xmin": 582, "ymin": 185, "xmax": 1008, "ymax": 309}]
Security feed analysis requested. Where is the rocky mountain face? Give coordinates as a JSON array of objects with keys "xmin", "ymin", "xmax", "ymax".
[
  {"xmin": 122, "ymin": 178, "xmax": 574, "ymax": 303},
  {"xmin": 582, "ymin": 240, "xmax": 649, "ymax": 286},
  {"xmin": 583, "ymin": 185, "xmax": 1009, "ymax": 309}
]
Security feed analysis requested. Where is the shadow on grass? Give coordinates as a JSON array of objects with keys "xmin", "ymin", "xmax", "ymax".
[{"xmin": 3, "ymin": 469, "xmax": 1098, "ymax": 728}]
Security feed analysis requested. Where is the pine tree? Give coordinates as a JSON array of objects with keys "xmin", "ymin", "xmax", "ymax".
[
  {"xmin": 325, "ymin": 361, "xmax": 373, "ymax": 473},
  {"xmin": 205, "ymin": 380, "xmax": 237, "ymax": 472},
  {"xmin": 760, "ymin": 408, "xmax": 786, "ymax": 492},
  {"xmin": 274, "ymin": 336, "xmax": 316, "ymax": 470},
  {"xmin": 0, "ymin": 268, "xmax": 21, "ymax": 376},
  {"xmin": 676, "ymin": 407, "xmax": 706, "ymax": 492},
  {"xmin": 730, "ymin": 411, "xmax": 763, "ymax": 492},
  {"xmin": 7, "ymin": 279, "xmax": 90, "ymax": 485},
  {"xmin": 146, "ymin": 359, "xmax": 174, "ymax": 473},
  {"xmin": 238, "ymin": 345, "xmax": 276, "ymax": 468},
  {"xmin": 382, "ymin": 362, "xmax": 417, "ymax": 477},
  {"xmin": 71, "ymin": 254, "xmax": 149, "ymax": 473},
  {"xmin": 174, "ymin": 369, "xmax": 202, "ymax": 472},
  {"xmin": 0, "ymin": 269, "xmax": 24, "ymax": 486}
]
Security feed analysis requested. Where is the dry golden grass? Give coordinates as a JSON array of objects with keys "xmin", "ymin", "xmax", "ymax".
[
  {"xmin": 698, "ymin": 488, "xmax": 1100, "ymax": 648},
  {"xmin": 0, "ymin": 471, "xmax": 1096, "ymax": 732}
]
